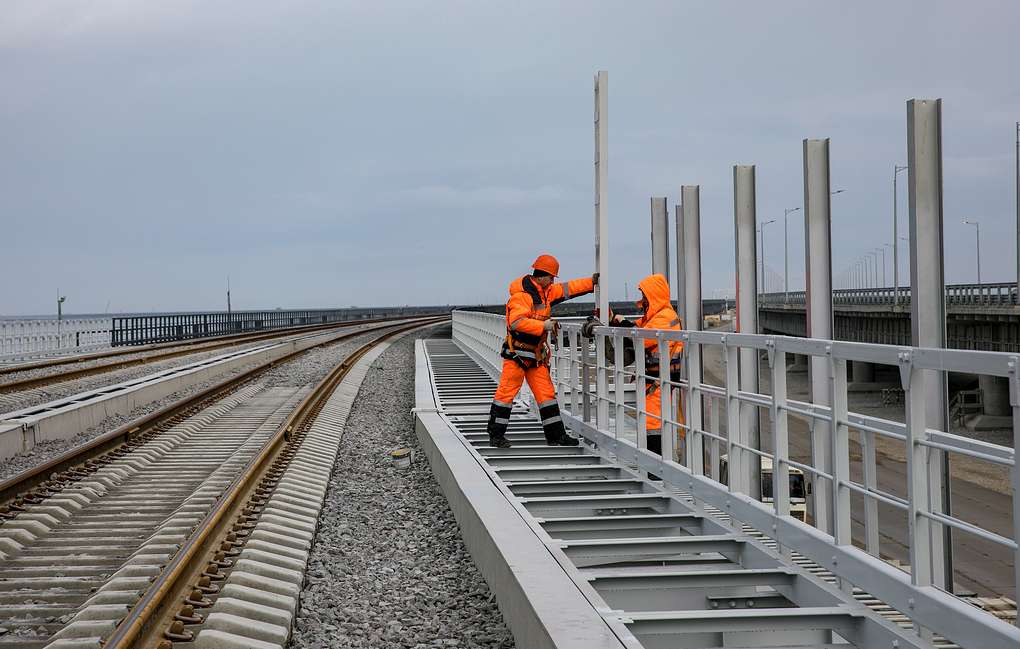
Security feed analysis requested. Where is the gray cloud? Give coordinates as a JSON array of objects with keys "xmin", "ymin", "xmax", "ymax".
[{"xmin": 2, "ymin": 0, "xmax": 1018, "ymax": 315}]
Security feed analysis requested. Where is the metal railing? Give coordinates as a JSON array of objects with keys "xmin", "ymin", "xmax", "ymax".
[
  {"xmin": 451, "ymin": 309, "xmax": 1020, "ymax": 649},
  {"xmin": 111, "ymin": 306, "xmax": 449, "ymax": 346},
  {"xmin": 0, "ymin": 318, "xmax": 112, "ymax": 361},
  {"xmin": 759, "ymin": 282, "xmax": 1019, "ymax": 308}
]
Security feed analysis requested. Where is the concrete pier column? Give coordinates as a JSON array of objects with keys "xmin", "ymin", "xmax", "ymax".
[
  {"xmin": 733, "ymin": 165, "xmax": 761, "ymax": 499},
  {"xmin": 979, "ymin": 374, "xmax": 1010, "ymax": 416},
  {"xmin": 651, "ymin": 197, "xmax": 670, "ymax": 282},
  {"xmin": 788, "ymin": 354, "xmax": 809, "ymax": 373},
  {"xmin": 851, "ymin": 361, "xmax": 876, "ymax": 384}
]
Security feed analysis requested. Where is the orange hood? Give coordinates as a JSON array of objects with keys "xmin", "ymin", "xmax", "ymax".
[{"xmin": 637, "ymin": 274, "xmax": 672, "ymax": 320}]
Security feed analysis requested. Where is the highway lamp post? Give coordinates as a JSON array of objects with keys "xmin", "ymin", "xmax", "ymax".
[
  {"xmin": 869, "ymin": 251, "xmax": 879, "ymax": 288},
  {"xmin": 963, "ymin": 220, "xmax": 982, "ymax": 300},
  {"xmin": 783, "ymin": 207, "xmax": 801, "ymax": 303},
  {"xmin": 894, "ymin": 165, "xmax": 908, "ymax": 305},
  {"xmin": 1016, "ymin": 122, "xmax": 1019, "ymax": 303},
  {"xmin": 759, "ymin": 218, "xmax": 776, "ymax": 295}
]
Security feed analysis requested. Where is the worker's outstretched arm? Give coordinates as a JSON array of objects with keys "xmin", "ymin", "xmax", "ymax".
[
  {"xmin": 506, "ymin": 293, "xmax": 546, "ymax": 336},
  {"xmin": 548, "ymin": 274, "xmax": 596, "ymax": 306}
]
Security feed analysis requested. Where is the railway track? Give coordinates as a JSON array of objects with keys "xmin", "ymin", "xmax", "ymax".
[
  {"xmin": 0, "ymin": 316, "xmax": 445, "ymax": 648},
  {"xmin": 0, "ymin": 315, "xmax": 428, "ymax": 396}
]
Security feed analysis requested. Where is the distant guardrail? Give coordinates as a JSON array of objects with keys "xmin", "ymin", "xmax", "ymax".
[
  {"xmin": 759, "ymin": 281, "xmax": 1018, "ymax": 308},
  {"xmin": 111, "ymin": 307, "xmax": 450, "ymax": 346},
  {"xmin": 0, "ymin": 318, "xmax": 112, "ymax": 362}
]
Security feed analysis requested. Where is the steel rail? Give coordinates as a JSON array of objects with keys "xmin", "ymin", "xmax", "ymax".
[
  {"xmin": 103, "ymin": 318, "xmax": 438, "ymax": 649},
  {"xmin": 0, "ymin": 314, "xmax": 433, "ymax": 391},
  {"xmin": 0, "ymin": 315, "xmax": 447, "ymax": 515}
]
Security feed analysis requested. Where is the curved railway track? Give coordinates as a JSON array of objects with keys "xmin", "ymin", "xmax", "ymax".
[
  {"xmin": 0, "ymin": 315, "xmax": 431, "ymax": 395},
  {"xmin": 0, "ymin": 316, "xmax": 445, "ymax": 648}
]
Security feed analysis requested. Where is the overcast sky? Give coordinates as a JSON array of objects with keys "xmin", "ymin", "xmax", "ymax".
[{"xmin": 3, "ymin": 1, "xmax": 1019, "ymax": 315}]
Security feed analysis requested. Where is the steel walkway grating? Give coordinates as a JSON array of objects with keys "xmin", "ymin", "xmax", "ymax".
[{"xmin": 420, "ymin": 339, "xmax": 934, "ymax": 649}]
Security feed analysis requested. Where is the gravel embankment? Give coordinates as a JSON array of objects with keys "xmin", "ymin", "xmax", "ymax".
[
  {"xmin": 290, "ymin": 328, "xmax": 515, "ymax": 649},
  {"xmin": 0, "ymin": 326, "xmax": 392, "ymax": 482}
]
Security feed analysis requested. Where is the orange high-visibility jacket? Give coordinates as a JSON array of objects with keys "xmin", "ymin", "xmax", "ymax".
[
  {"xmin": 503, "ymin": 275, "xmax": 594, "ymax": 364},
  {"xmin": 630, "ymin": 274, "xmax": 684, "ymax": 376}
]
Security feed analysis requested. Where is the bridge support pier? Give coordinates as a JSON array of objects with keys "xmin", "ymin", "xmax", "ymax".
[
  {"xmin": 851, "ymin": 361, "xmax": 876, "ymax": 384},
  {"xmin": 979, "ymin": 374, "xmax": 1010, "ymax": 417},
  {"xmin": 788, "ymin": 353, "xmax": 808, "ymax": 373}
]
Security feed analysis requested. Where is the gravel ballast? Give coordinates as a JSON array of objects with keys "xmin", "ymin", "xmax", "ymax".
[
  {"xmin": 290, "ymin": 328, "xmax": 515, "ymax": 649},
  {"xmin": 0, "ymin": 325, "xmax": 396, "ymax": 482}
]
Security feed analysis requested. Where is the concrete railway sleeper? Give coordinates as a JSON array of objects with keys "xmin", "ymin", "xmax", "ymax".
[{"xmin": 0, "ymin": 317, "xmax": 445, "ymax": 648}]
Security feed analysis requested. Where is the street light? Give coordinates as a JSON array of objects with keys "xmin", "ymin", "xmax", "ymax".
[
  {"xmin": 759, "ymin": 218, "xmax": 776, "ymax": 294},
  {"xmin": 783, "ymin": 207, "xmax": 801, "ymax": 303},
  {"xmin": 893, "ymin": 165, "xmax": 908, "ymax": 304},
  {"xmin": 867, "ymin": 251, "xmax": 879, "ymax": 288},
  {"xmin": 963, "ymin": 220, "xmax": 982, "ymax": 287}
]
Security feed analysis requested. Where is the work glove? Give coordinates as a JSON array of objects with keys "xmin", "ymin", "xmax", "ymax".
[
  {"xmin": 592, "ymin": 272, "xmax": 600, "ymax": 285},
  {"xmin": 543, "ymin": 319, "xmax": 557, "ymax": 332}
]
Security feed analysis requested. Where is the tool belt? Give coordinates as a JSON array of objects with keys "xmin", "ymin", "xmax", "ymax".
[{"xmin": 502, "ymin": 334, "xmax": 551, "ymax": 367}]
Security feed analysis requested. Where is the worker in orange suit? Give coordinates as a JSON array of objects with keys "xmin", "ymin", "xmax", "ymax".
[
  {"xmin": 486, "ymin": 254, "xmax": 598, "ymax": 448},
  {"xmin": 608, "ymin": 273, "xmax": 684, "ymax": 462}
]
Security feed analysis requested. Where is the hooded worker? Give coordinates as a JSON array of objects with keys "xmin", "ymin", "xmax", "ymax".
[
  {"xmin": 486, "ymin": 254, "xmax": 598, "ymax": 448},
  {"xmin": 608, "ymin": 273, "xmax": 684, "ymax": 460}
]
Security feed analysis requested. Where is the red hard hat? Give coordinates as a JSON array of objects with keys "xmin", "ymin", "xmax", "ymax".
[{"xmin": 531, "ymin": 254, "xmax": 560, "ymax": 276}]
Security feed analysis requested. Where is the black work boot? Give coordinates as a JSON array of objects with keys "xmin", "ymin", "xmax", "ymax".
[
  {"xmin": 487, "ymin": 400, "xmax": 513, "ymax": 448},
  {"xmin": 537, "ymin": 400, "xmax": 578, "ymax": 446},
  {"xmin": 646, "ymin": 432, "xmax": 662, "ymax": 480}
]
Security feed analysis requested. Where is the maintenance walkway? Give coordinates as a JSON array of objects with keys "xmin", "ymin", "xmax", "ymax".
[{"xmin": 414, "ymin": 333, "xmax": 1000, "ymax": 649}]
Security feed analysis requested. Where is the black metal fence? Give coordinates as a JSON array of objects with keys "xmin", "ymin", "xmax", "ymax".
[{"xmin": 111, "ymin": 307, "xmax": 449, "ymax": 346}]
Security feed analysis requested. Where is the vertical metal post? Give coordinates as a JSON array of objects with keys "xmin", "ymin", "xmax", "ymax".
[
  {"xmin": 1016, "ymin": 122, "xmax": 1019, "ymax": 303},
  {"xmin": 770, "ymin": 346, "xmax": 790, "ymax": 521},
  {"xmin": 675, "ymin": 204, "xmax": 686, "ymax": 312},
  {"xmin": 613, "ymin": 331, "xmax": 625, "ymax": 443},
  {"xmin": 803, "ymin": 139, "xmax": 834, "ymax": 534},
  {"xmin": 651, "ymin": 197, "xmax": 670, "ymax": 282},
  {"xmin": 894, "ymin": 165, "xmax": 908, "ymax": 306},
  {"xmin": 1011, "ymin": 359, "xmax": 1020, "ymax": 626},
  {"xmin": 635, "ymin": 340, "xmax": 647, "ymax": 454},
  {"xmin": 708, "ymin": 397, "xmax": 720, "ymax": 481},
  {"xmin": 830, "ymin": 356, "xmax": 851, "ymax": 554},
  {"xmin": 594, "ymin": 71, "xmax": 610, "ymax": 428},
  {"xmin": 658, "ymin": 336, "xmax": 676, "ymax": 464},
  {"xmin": 568, "ymin": 328, "xmax": 580, "ymax": 416},
  {"xmin": 682, "ymin": 186, "xmax": 703, "ymax": 474},
  {"xmin": 733, "ymin": 165, "xmax": 761, "ymax": 499},
  {"xmin": 907, "ymin": 98, "xmax": 952, "ymax": 592},
  {"xmin": 724, "ymin": 342, "xmax": 743, "ymax": 498}
]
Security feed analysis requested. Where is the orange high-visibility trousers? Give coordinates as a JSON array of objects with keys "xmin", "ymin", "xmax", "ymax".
[
  {"xmin": 489, "ymin": 359, "xmax": 566, "ymax": 441},
  {"xmin": 644, "ymin": 384, "xmax": 685, "ymax": 435},
  {"xmin": 493, "ymin": 359, "xmax": 557, "ymax": 404}
]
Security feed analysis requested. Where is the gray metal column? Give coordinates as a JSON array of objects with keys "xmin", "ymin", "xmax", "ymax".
[
  {"xmin": 682, "ymin": 186, "xmax": 704, "ymax": 473},
  {"xmin": 803, "ymin": 138, "xmax": 833, "ymax": 535},
  {"xmin": 594, "ymin": 71, "xmax": 610, "ymax": 426},
  {"xmin": 651, "ymin": 197, "xmax": 670, "ymax": 282},
  {"xmin": 733, "ymin": 165, "xmax": 761, "ymax": 499},
  {"xmin": 675, "ymin": 204, "xmax": 686, "ymax": 311},
  {"xmin": 907, "ymin": 98, "xmax": 951, "ymax": 592}
]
